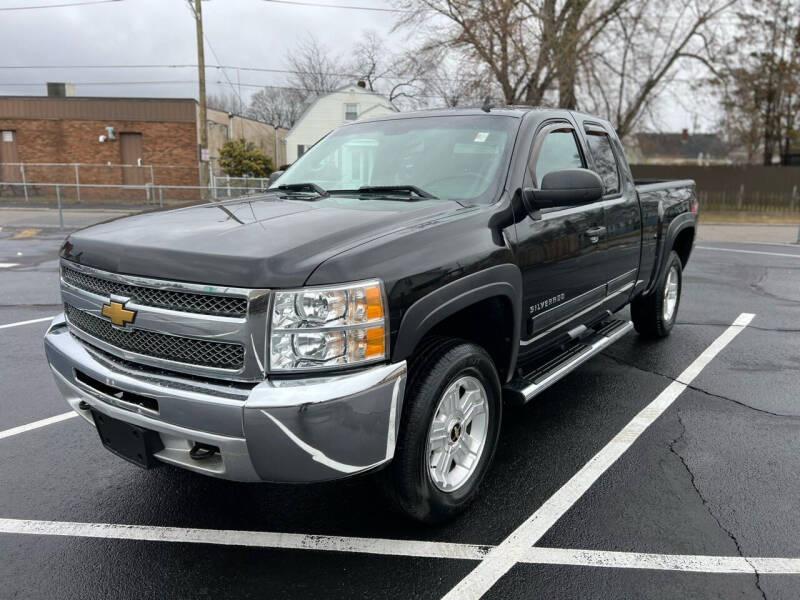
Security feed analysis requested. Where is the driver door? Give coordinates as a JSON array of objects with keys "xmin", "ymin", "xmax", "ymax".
[{"xmin": 514, "ymin": 121, "xmax": 609, "ymax": 359}]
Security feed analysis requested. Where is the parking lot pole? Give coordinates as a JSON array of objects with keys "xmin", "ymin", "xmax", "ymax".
[
  {"xmin": 74, "ymin": 164, "xmax": 81, "ymax": 204},
  {"xmin": 56, "ymin": 184, "xmax": 64, "ymax": 231},
  {"xmin": 159, "ymin": 186, "xmax": 163, "ymax": 208},
  {"xmin": 20, "ymin": 165, "xmax": 28, "ymax": 202}
]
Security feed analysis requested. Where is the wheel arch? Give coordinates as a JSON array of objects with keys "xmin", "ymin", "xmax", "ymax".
[{"xmin": 392, "ymin": 264, "xmax": 522, "ymax": 383}]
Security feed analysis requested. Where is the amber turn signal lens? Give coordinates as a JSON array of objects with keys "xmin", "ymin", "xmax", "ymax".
[
  {"xmin": 365, "ymin": 285, "xmax": 383, "ymax": 320},
  {"xmin": 364, "ymin": 326, "xmax": 385, "ymax": 358}
]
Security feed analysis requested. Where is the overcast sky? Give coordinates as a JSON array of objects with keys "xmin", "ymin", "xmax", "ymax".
[
  {"xmin": 0, "ymin": 0, "xmax": 399, "ymax": 100},
  {"xmin": 0, "ymin": 0, "xmax": 712, "ymax": 132}
]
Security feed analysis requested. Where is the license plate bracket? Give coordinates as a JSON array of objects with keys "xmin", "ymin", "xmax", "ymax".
[{"xmin": 91, "ymin": 409, "xmax": 163, "ymax": 469}]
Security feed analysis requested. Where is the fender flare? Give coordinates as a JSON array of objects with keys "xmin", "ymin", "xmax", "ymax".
[
  {"xmin": 646, "ymin": 212, "xmax": 696, "ymax": 295},
  {"xmin": 392, "ymin": 264, "xmax": 522, "ymax": 381}
]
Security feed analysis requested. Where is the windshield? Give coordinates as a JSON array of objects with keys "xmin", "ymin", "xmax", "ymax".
[{"xmin": 273, "ymin": 115, "xmax": 519, "ymax": 203}]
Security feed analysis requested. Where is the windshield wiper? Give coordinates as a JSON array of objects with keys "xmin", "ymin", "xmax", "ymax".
[
  {"xmin": 357, "ymin": 185, "xmax": 437, "ymax": 199},
  {"xmin": 277, "ymin": 183, "xmax": 328, "ymax": 197},
  {"xmin": 328, "ymin": 185, "xmax": 437, "ymax": 200}
]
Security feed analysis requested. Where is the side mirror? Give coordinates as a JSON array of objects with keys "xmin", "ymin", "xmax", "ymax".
[
  {"xmin": 268, "ymin": 170, "xmax": 284, "ymax": 187},
  {"xmin": 523, "ymin": 168, "xmax": 604, "ymax": 210}
]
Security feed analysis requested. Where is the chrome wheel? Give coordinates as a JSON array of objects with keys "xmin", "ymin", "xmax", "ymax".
[
  {"xmin": 426, "ymin": 375, "xmax": 489, "ymax": 492},
  {"xmin": 663, "ymin": 265, "xmax": 679, "ymax": 322}
]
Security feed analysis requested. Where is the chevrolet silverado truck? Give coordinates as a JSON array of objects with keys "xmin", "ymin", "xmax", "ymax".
[{"xmin": 44, "ymin": 107, "xmax": 697, "ymax": 522}]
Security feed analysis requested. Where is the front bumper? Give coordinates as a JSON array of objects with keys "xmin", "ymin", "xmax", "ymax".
[{"xmin": 44, "ymin": 314, "xmax": 407, "ymax": 483}]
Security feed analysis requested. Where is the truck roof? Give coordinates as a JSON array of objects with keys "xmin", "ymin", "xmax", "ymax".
[{"xmin": 348, "ymin": 105, "xmax": 614, "ymax": 130}]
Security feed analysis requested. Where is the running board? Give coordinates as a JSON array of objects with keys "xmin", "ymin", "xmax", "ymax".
[{"xmin": 505, "ymin": 319, "xmax": 634, "ymax": 405}]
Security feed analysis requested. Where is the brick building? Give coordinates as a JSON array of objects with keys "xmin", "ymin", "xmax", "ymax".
[{"xmin": 0, "ymin": 92, "xmax": 287, "ymax": 201}]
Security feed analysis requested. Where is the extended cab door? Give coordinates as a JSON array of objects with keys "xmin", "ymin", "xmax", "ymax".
[
  {"xmin": 580, "ymin": 122, "xmax": 642, "ymax": 310},
  {"xmin": 514, "ymin": 121, "xmax": 609, "ymax": 359}
]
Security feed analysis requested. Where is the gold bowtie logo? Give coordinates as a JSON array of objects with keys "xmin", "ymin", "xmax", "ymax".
[{"xmin": 101, "ymin": 300, "xmax": 136, "ymax": 327}]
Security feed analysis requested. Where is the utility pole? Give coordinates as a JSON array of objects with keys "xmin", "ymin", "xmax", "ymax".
[{"xmin": 193, "ymin": 0, "xmax": 209, "ymax": 191}]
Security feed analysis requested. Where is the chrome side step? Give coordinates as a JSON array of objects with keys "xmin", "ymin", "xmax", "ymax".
[{"xmin": 505, "ymin": 319, "xmax": 634, "ymax": 405}]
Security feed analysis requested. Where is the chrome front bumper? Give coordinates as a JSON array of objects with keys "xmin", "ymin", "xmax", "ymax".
[{"xmin": 44, "ymin": 314, "xmax": 407, "ymax": 483}]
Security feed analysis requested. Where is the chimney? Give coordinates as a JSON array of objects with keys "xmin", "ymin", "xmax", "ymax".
[
  {"xmin": 47, "ymin": 82, "xmax": 76, "ymax": 97},
  {"xmin": 681, "ymin": 128, "xmax": 689, "ymax": 142}
]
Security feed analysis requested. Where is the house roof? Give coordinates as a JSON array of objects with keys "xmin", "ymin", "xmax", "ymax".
[
  {"xmin": 285, "ymin": 85, "xmax": 396, "ymax": 138},
  {"xmin": 633, "ymin": 132, "xmax": 728, "ymax": 159}
]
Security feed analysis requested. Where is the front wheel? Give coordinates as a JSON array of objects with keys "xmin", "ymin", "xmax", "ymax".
[
  {"xmin": 631, "ymin": 250, "xmax": 683, "ymax": 338},
  {"xmin": 379, "ymin": 338, "xmax": 502, "ymax": 523}
]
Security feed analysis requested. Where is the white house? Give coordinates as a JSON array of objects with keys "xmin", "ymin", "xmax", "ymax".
[{"xmin": 284, "ymin": 84, "xmax": 397, "ymax": 164}]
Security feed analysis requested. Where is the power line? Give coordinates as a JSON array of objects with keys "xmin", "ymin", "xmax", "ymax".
[
  {"xmin": 0, "ymin": 79, "xmax": 445, "ymax": 100},
  {"xmin": 0, "ymin": 0, "xmax": 121, "ymax": 11},
  {"xmin": 259, "ymin": 0, "xmax": 402, "ymax": 12},
  {"xmin": 0, "ymin": 63, "xmax": 462, "ymax": 83}
]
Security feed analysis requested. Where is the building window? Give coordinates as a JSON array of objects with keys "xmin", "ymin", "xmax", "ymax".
[
  {"xmin": 1, "ymin": 131, "xmax": 14, "ymax": 143},
  {"xmin": 344, "ymin": 103, "xmax": 359, "ymax": 121},
  {"xmin": 297, "ymin": 144, "xmax": 306, "ymax": 158}
]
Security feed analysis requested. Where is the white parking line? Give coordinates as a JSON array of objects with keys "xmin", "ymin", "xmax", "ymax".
[
  {"xmin": 0, "ymin": 518, "xmax": 488, "ymax": 561},
  {"xmin": 521, "ymin": 547, "xmax": 800, "ymax": 575},
  {"xmin": 0, "ymin": 412, "xmax": 77, "ymax": 441},
  {"xmin": 697, "ymin": 246, "xmax": 800, "ymax": 259},
  {"xmin": 1, "ymin": 519, "xmax": 798, "ymax": 576},
  {"xmin": 0, "ymin": 316, "xmax": 54, "ymax": 330},
  {"xmin": 0, "ymin": 263, "xmax": 19, "ymax": 268},
  {"xmin": 442, "ymin": 312, "xmax": 755, "ymax": 600}
]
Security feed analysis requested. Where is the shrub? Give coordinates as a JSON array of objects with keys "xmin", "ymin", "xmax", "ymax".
[{"xmin": 218, "ymin": 139, "xmax": 274, "ymax": 177}]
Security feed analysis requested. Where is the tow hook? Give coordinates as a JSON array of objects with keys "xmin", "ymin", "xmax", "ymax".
[{"xmin": 189, "ymin": 442, "xmax": 219, "ymax": 460}]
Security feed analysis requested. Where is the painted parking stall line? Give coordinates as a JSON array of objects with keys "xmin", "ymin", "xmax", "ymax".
[
  {"xmin": 521, "ymin": 547, "xmax": 800, "ymax": 575},
  {"xmin": 442, "ymin": 312, "xmax": 756, "ymax": 600},
  {"xmin": 1, "ymin": 519, "xmax": 798, "ymax": 577},
  {"xmin": 0, "ymin": 263, "xmax": 20, "ymax": 268},
  {"xmin": 0, "ymin": 518, "xmax": 489, "ymax": 561},
  {"xmin": 696, "ymin": 246, "xmax": 800, "ymax": 259},
  {"xmin": 0, "ymin": 412, "xmax": 77, "ymax": 441},
  {"xmin": 0, "ymin": 316, "xmax": 54, "ymax": 330}
]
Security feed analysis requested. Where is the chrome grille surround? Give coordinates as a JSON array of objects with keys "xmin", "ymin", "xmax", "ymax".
[
  {"xmin": 60, "ymin": 260, "xmax": 269, "ymax": 381},
  {"xmin": 62, "ymin": 265, "xmax": 248, "ymax": 317}
]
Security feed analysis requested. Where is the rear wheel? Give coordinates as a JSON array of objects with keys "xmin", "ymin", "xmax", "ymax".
[
  {"xmin": 631, "ymin": 250, "xmax": 683, "ymax": 338},
  {"xmin": 379, "ymin": 338, "xmax": 502, "ymax": 523}
]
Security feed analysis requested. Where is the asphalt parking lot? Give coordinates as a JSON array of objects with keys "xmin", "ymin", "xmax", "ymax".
[{"xmin": 1, "ymin": 225, "xmax": 799, "ymax": 599}]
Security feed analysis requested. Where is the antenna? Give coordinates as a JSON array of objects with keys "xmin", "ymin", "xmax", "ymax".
[{"xmin": 481, "ymin": 96, "xmax": 493, "ymax": 113}]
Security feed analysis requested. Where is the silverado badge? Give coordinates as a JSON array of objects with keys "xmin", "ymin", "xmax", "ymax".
[{"xmin": 101, "ymin": 300, "xmax": 136, "ymax": 327}]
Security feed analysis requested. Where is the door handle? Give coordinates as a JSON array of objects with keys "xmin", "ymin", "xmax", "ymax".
[{"xmin": 585, "ymin": 226, "xmax": 606, "ymax": 244}]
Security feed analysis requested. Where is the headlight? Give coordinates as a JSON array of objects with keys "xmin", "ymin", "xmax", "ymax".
[{"xmin": 270, "ymin": 280, "xmax": 387, "ymax": 371}]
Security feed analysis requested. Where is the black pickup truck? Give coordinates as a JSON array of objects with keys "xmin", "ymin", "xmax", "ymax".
[{"xmin": 44, "ymin": 107, "xmax": 697, "ymax": 522}]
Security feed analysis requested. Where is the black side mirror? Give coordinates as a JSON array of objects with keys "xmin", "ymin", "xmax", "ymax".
[
  {"xmin": 523, "ymin": 168, "xmax": 604, "ymax": 210},
  {"xmin": 268, "ymin": 170, "xmax": 284, "ymax": 187}
]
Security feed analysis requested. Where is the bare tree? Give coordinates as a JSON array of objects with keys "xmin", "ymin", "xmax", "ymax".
[
  {"xmin": 422, "ymin": 53, "xmax": 496, "ymax": 107},
  {"xmin": 579, "ymin": 0, "xmax": 736, "ymax": 139},
  {"xmin": 247, "ymin": 87, "xmax": 306, "ymax": 130},
  {"xmin": 286, "ymin": 35, "xmax": 346, "ymax": 96},
  {"xmin": 206, "ymin": 92, "xmax": 240, "ymax": 114},
  {"xmin": 346, "ymin": 30, "xmax": 432, "ymax": 108},
  {"xmin": 712, "ymin": 0, "xmax": 799, "ymax": 164},
  {"xmin": 395, "ymin": 0, "xmax": 629, "ymax": 107}
]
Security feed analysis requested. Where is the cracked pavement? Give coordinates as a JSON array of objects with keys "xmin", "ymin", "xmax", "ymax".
[{"xmin": 2, "ymin": 234, "xmax": 800, "ymax": 599}]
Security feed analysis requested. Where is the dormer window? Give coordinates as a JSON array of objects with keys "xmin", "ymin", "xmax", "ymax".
[{"xmin": 344, "ymin": 103, "xmax": 359, "ymax": 121}]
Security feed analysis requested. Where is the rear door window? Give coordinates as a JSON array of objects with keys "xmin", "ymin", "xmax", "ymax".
[{"xmin": 585, "ymin": 130, "xmax": 620, "ymax": 195}]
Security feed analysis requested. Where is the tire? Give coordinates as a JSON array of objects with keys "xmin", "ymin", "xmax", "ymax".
[
  {"xmin": 631, "ymin": 250, "xmax": 683, "ymax": 338},
  {"xmin": 378, "ymin": 337, "xmax": 502, "ymax": 523}
]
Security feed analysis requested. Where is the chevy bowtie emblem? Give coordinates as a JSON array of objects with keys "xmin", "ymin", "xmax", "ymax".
[{"xmin": 101, "ymin": 300, "xmax": 136, "ymax": 327}]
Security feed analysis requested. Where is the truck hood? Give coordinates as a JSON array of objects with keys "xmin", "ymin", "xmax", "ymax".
[{"xmin": 61, "ymin": 194, "xmax": 465, "ymax": 288}]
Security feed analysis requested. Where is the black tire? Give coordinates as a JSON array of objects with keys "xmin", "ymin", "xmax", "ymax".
[
  {"xmin": 631, "ymin": 250, "xmax": 683, "ymax": 338},
  {"xmin": 378, "ymin": 337, "xmax": 502, "ymax": 523}
]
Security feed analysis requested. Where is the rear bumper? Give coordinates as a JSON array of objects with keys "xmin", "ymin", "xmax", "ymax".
[{"xmin": 44, "ymin": 314, "xmax": 406, "ymax": 483}]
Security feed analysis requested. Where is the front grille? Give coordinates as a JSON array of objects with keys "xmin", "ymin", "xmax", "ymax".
[
  {"xmin": 65, "ymin": 304, "xmax": 245, "ymax": 370},
  {"xmin": 62, "ymin": 265, "xmax": 248, "ymax": 318}
]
